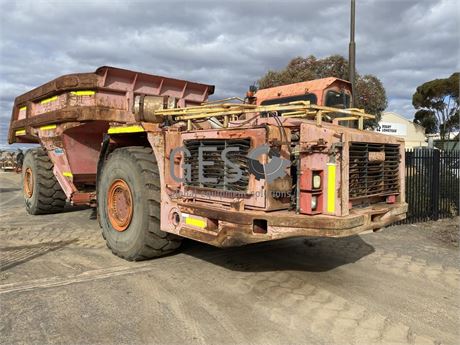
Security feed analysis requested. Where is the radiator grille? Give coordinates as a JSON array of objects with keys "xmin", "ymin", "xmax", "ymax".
[
  {"xmin": 184, "ymin": 139, "xmax": 250, "ymax": 191},
  {"xmin": 349, "ymin": 142, "xmax": 400, "ymax": 199}
]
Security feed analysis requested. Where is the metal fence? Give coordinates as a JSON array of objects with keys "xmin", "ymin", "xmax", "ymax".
[{"xmin": 401, "ymin": 148, "xmax": 459, "ymax": 224}]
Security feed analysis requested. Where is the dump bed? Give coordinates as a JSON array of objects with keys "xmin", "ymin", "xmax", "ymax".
[{"xmin": 8, "ymin": 66, "xmax": 214, "ymax": 144}]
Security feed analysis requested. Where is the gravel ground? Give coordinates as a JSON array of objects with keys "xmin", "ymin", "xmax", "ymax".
[
  {"xmin": 423, "ymin": 218, "xmax": 459, "ymax": 248},
  {"xmin": 0, "ymin": 172, "xmax": 459, "ymax": 345}
]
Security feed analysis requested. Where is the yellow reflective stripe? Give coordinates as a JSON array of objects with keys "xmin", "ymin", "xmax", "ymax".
[
  {"xmin": 327, "ymin": 163, "xmax": 336, "ymax": 213},
  {"xmin": 185, "ymin": 216, "xmax": 206, "ymax": 228},
  {"xmin": 71, "ymin": 90, "xmax": 95, "ymax": 96},
  {"xmin": 63, "ymin": 172, "xmax": 73, "ymax": 177},
  {"xmin": 40, "ymin": 96, "xmax": 58, "ymax": 104},
  {"xmin": 40, "ymin": 124, "xmax": 57, "ymax": 131},
  {"xmin": 15, "ymin": 129, "xmax": 26, "ymax": 136},
  {"xmin": 108, "ymin": 125, "xmax": 144, "ymax": 134},
  {"xmin": 19, "ymin": 106, "xmax": 27, "ymax": 111}
]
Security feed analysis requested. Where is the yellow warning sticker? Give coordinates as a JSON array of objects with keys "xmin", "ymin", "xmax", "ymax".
[
  {"xmin": 327, "ymin": 163, "xmax": 336, "ymax": 213},
  {"xmin": 40, "ymin": 124, "xmax": 57, "ymax": 131},
  {"xmin": 184, "ymin": 215, "xmax": 206, "ymax": 228},
  {"xmin": 108, "ymin": 125, "xmax": 145, "ymax": 134},
  {"xmin": 40, "ymin": 96, "xmax": 58, "ymax": 104},
  {"xmin": 70, "ymin": 90, "xmax": 95, "ymax": 96}
]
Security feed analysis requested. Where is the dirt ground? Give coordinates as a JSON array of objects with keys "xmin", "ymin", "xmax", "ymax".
[{"xmin": 0, "ymin": 172, "xmax": 459, "ymax": 345}]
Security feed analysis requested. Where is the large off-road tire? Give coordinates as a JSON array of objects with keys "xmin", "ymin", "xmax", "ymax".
[
  {"xmin": 22, "ymin": 148, "xmax": 66, "ymax": 215},
  {"xmin": 98, "ymin": 146, "xmax": 182, "ymax": 261}
]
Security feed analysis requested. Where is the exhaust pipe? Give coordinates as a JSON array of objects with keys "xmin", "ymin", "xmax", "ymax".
[{"xmin": 349, "ymin": 0, "xmax": 356, "ymax": 107}]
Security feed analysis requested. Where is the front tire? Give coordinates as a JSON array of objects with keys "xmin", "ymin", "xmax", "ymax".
[
  {"xmin": 22, "ymin": 148, "xmax": 66, "ymax": 215},
  {"xmin": 98, "ymin": 146, "xmax": 182, "ymax": 261}
]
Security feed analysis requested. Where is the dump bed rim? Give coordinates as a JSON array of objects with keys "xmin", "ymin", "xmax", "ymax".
[
  {"xmin": 13, "ymin": 65, "xmax": 215, "ymax": 106},
  {"xmin": 95, "ymin": 65, "xmax": 215, "ymax": 95}
]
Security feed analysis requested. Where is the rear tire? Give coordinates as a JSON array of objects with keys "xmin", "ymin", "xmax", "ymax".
[
  {"xmin": 22, "ymin": 148, "xmax": 66, "ymax": 215},
  {"xmin": 98, "ymin": 146, "xmax": 182, "ymax": 261}
]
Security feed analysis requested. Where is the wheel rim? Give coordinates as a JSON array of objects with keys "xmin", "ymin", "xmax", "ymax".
[
  {"xmin": 24, "ymin": 167, "xmax": 34, "ymax": 198},
  {"xmin": 107, "ymin": 179, "xmax": 133, "ymax": 232}
]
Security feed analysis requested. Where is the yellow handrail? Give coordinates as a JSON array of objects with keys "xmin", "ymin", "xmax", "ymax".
[{"xmin": 152, "ymin": 101, "xmax": 375, "ymax": 130}]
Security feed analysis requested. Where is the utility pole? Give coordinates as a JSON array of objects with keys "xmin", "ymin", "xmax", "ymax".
[{"xmin": 349, "ymin": 0, "xmax": 356, "ymax": 107}]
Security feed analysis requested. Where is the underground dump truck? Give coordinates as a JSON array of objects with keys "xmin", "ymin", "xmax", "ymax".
[{"xmin": 8, "ymin": 66, "xmax": 407, "ymax": 260}]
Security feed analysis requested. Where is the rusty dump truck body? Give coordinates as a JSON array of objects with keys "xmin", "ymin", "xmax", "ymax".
[{"xmin": 9, "ymin": 66, "xmax": 407, "ymax": 259}]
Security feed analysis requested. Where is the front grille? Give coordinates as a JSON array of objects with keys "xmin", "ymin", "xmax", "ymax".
[
  {"xmin": 349, "ymin": 142, "xmax": 400, "ymax": 199},
  {"xmin": 184, "ymin": 139, "xmax": 251, "ymax": 191}
]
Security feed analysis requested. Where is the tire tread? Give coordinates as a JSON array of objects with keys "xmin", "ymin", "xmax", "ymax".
[
  {"xmin": 24, "ymin": 148, "xmax": 66, "ymax": 215},
  {"xmin": 101, "ymin": 146, "xmax": 181, "ymax": 261}
]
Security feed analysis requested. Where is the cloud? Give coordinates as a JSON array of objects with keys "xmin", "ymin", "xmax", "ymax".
[{"xmin": 0, "ymin": 0, "xmax": 458, "ymax": 144}]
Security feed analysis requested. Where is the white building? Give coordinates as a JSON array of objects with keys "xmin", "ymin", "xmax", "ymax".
[{"xmin": 375, "ymin": 112, "xmax": 427, "ymax": 149}]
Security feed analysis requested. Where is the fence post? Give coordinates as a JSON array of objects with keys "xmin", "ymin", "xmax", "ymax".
[{"xmin": 431, "ymin": 149, "xmax": 440, "ymax": 220}]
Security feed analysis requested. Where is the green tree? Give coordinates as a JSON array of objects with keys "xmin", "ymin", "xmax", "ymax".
[
  {"xmin": 412, "ymin": 73, "xmax": 459, "ymax": 147},
  {"xmin": 413, "ymin": 109, "xmax": 437, "ymax": 134},
  {"xmin": 258, "ymin": 55, "xmax": 387, "ymax": 127}
]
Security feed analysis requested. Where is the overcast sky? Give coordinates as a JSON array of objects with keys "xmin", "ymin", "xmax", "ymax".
[{"xmin": 0, "ymin": 0, "xmax": 459, "ymax": 145}]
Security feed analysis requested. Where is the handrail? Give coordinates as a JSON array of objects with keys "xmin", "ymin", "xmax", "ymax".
[{"xmin": 153, "ymin": 101, "xmax": 375, "ymax": 130}]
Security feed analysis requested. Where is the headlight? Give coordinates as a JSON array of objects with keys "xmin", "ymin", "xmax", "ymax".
[
  {"xmin": 313, "ymin": 174, "xmax": 321, "ymax": 189},
  {"xmin": 311, "ymin": 195, "xmax": 318, "ymax": 210}
]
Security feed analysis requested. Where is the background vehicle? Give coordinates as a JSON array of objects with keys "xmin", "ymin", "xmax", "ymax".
[
  {"xmin": 1, "ymin": 151, "xmax": 18, "ymax": 172},
  {"xmin": 8, "ymin": 66, "xmax": 407, "ymax": 260}
]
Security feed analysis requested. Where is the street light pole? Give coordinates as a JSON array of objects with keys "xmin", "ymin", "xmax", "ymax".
[{"xmin": 349, "ymin": 0, "xmax": 356, "ymax": 107}]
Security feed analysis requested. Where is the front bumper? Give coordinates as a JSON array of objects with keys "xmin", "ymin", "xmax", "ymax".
[{"xmin": 176, "ymin": 202, "xmax": 408, "ymax": 247}]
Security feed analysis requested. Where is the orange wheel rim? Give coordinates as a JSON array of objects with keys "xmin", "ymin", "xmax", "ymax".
[
  {"xmin": 107, "ymin": 179, "xmax": 133, "ymax": 232},
  {"xmin": 24, "ymin": 167, "xmax": 34, "ymax": 198}
]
